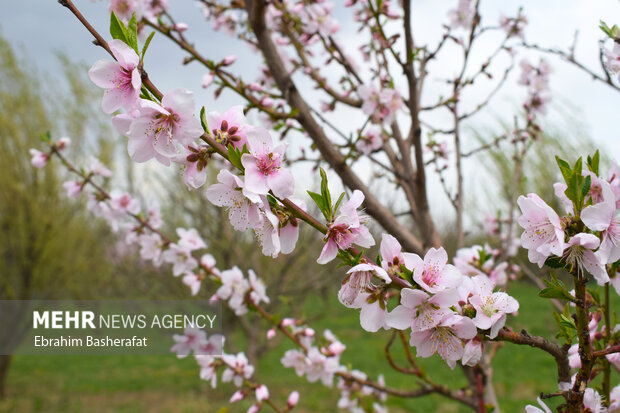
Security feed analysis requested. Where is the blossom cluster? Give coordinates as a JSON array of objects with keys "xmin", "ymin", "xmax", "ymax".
[
  {"xmin": 518, "ymin": 59, "xmax": 552, "ymax": 115},
  {"xmin": 518, "ymin": 160, "xmax": 620, "ymax": 291}
]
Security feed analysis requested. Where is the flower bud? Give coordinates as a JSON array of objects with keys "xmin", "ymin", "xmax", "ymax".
[{"xmin": 287, "ymin": 390, "xmax": 299, "ymax": 407}]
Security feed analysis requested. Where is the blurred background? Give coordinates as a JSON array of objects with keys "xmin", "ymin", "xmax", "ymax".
[{"xmin": 0, "ymin": 0, "xmax": 619, "ymax": 412}]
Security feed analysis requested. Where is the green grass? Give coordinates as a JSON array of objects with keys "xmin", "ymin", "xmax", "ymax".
[{"xmin": 0, "ymin": 282, "xmax": 612, "ymax": 412}]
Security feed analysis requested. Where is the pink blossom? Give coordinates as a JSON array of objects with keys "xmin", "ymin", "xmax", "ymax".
[
  {"xmin": 200, "ymin": 253, "xmax": 219, "ymax": 277},
  {"xmin": 62, "ymin": 181, "xmax": 83, "ymax": 198},
  {"xmin": 380, "ymin": 233, "xmax": 417, "ymax": 275},
  {"xmin": 194, "ymin": 333, "xmax": 224, "ymax": 356},
  {"xmin": 386, "ymin": 288, "xmax": 458, "ymax": 332},
  {"xmin": 207, "ymin": 105, "xmax": 248, "ymax": 149},
  {"xmin": 254, "ymin": 208, "xmax": 282, "ymax": 258},
  {"xmin": 266, "ymin": 328, "xmax": 276, "ymax": 340},
  {"xmin": 216, "ymin": 267, "xmax": 250, "ymax": 316},
  {"xmin": 222, "ymin": 352, "xmax": 254, "ymax": 386},
  {"xmin": 583, "ymin": 388, "xmax": 605, "ymax": 413},
  {"xmin": 581, "ymin": 181, "xmax": 620, "ymax": 264},
  {"xmin": 410, "ymin": 247, "xmax": 462, "ymax": 293},
  {"xmin": 109, "ymin": 190, "xmax": 141, "ymax": 215},
  {"xmin": 281, "ymin": 349, "xmax": 308, "ymax": 376},
  {"xmin": 241, "ymin": 126, "xmax": 294, "ymax": 198},
  {"xmin": 338, "ymin": 263, "xmax": 390, "ymax": 307},
  {"xmin": 603, "ymin": 42, "xmax": 620, "ymax": 82},
  {"xmin": 88, "ymin": 39, "xmax": 141, "ymax": 114},
  {"xmin": 469, "ymin": 275, "xmax": 519, "ymax": 338},
  {"xmin": 171, "ymin": 327, "xmax": 206, "ymax": 358},
  {"xmin": 248, "ymin": 269, "xmax": 270, "ymax": 305},
  {"xmin": 109, "ymin": 0, "xmax": 138, "ymax": 21},
  {"xmin": 448, "ymin": 0, "xmax": 473, "ymax": 29},
  {"xmin": 562, "ymin": 233, "xmax": 609, "ymax": 285},
  {"xmin": 358, "ymin": 84, "xmax": 380, "ymax": 115},
  {"xmin": 318, "ymin": 190, "xmax": 375, "ymax": 264},
  {"xmin": 206, "ymin": 169, "xmax": 262, "ymax": 231},
  {"xmin": 409, "ymin": 314, "xmax": 477, "ymax": 368},
  {"xmin": 196, "ymin": 355, "xmax": 218, "ymax": 388},
  {"xmin": 356, "ymin": 293, "xmax": 388, "ymax": 332},
  {"xmin": 162, "ymin": 243, "xmax": 198, "ymax": 276},
  {"xmin": 305, "ymin": 347, "xmax": 340, "ymax": 386},
  {"xmin": 177, "ymin": 227, "xmax": 206, "ymax": 252},
  {"xmin": 29, "ymin": 149, "xmax": 49, "ymax": 168},
  {"xmin": 462, "ymin": 338, "xmax": 483, "ymax": 366},
  {"xmin": 182, "ymin": 273, "xmax": 202, "ymax": 296},
  {"xmin": 139, "ymin": 233, "xmax": 165, "ymax": 266},
  {"xmin": 356, "ymin": 125, "xmax": 383, "ymax": 155},
  {"xmin": 499, "ymin": 13, "xmax": 527, "ymax": 38},
  {"xmin": 128, "ymin": 89, "xmax": 203, "ymax": 161},
  {"xmin": 517, "ymin": 193, "xmax": 565, "ymax": 267},
  {"xmin": 255, "ymin": 384, "xmax": 269, "ymax": 402}
]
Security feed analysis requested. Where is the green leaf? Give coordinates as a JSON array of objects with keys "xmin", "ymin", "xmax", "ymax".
[
  {"xmin": 539, "ymin": 275, "xmax": 574, "ymax": 301},
  {"xmin": 39, "ymin": 131, "xmax": 51, "ymax": 143},
  {"xmin": 141, "ymin": 31, "xmax": 155, "ymax": 62},
  {"xmin": 581, "ymin": 174, "xmax": 591, "ymax": 200},
  {"xmin": 126, "ymin": 13, "xmax": 139, "ymax": 53},
  {"xmin": 110, "ymin": 11, "xmax": 129, "ymax": 44},
  {"xmin": 319, "ymin": 168, "xmax": 332, "ymax": 215},
  {"xmin": 332, "ymin": 192, "xmax": 345, "ymax": 216},
  {"xmin": 559, "ymin": 314, "xmax": 577, "ymax": 330},
  {"xmin": 586, "ymin": 150, "xmax": 600, "ymax": 176},
  {"xmin": 307, "ymin": 191, "xmax": 330, "ymax": 220},
  {"xmin": 200, "ymin": 106, "xmax": 208, "ymax": 133},
  {"xmin": 226, "ymin": 144, "xmax": 244, "ymax": 171}
]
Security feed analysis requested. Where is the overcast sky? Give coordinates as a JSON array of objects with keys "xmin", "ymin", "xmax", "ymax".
[{"xmin": 2, "ymin": 0, "xmax": 619, "ymax": 222}]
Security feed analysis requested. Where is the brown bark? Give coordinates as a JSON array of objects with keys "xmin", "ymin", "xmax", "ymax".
[{"xmin": 245, "ymin": 0, "xmax": 427, "ymax": 254}]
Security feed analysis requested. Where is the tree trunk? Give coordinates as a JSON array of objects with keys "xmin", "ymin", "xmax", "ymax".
[{"xmin": 0, "ymin": 354, "xmax": 12, "ymax": 399}]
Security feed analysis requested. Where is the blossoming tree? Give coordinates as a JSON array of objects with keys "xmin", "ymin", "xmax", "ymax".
[{"xmin": 29, "ymin": 0, "xmax": 620, "ymax": 411}]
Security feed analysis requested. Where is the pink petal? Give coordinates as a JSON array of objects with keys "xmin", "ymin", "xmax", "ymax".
[
  {"xmin": 109, "ymin": 39, "xmax": 139, "ymax": 69},
  {"xmin": 88, "ymin": 60, "xmax": 120, "ymax": 88}
]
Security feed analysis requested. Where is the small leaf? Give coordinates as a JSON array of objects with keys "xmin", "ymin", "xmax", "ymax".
[
  {"xmin": 200, "ymin": 106, "xmax": 209, "ymax": 133},
  {"xmin": 141, "ymin": 31, "xmax": 155, "ymax": 62},
  {"xmin": 227, "ymin": 144, "xmax": 244, "ymax": 171},
  {"xmin": 110, "ymin": 11, "xmax": 129, "ymax": 43},
  {"xmin": 126, "ymin": 13, "xmax": 139, "ymax": 53},
  {"xmin": 307, "ymin": 191, "xmax": 330, "ymax": 220}
]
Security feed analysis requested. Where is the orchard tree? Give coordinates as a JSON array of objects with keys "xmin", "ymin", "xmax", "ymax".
[{"xmin": 29, "ymin": 0, "xmax": 620, "ymax": 411}]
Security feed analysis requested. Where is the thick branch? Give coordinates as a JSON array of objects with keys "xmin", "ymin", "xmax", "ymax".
[
  {"xmin": 246, "ymin": 0, "xmax": 424, "ymax": 254},
  {"xmin": 494, "ymin": 327, "xmax": 570, "ymax": 384}
]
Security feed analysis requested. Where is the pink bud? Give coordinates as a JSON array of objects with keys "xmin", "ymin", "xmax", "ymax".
[
  {"xmin": 287, "ymin": 390, "xmax": 299, "ymax": 406},
  {"xmin": 57, "ymin": 137, "xmax": 71, "ymax": 150},
  {"xmin": 29, "ymin": 149, "xmax": 49, "ymax": 168},
  {"xmin": 230, "ymin": 390, "xmax": 244, "ymax": 403},
  {"xmin": 304, "ymin": 328, "xmax": 315, "ymax": 337},
  {"xmin": 281, "ymin": 318, "xmax": 295, "ymax": 327},
  {"xmin": 255, "ymin": 384, "xmax": 269, "ymax": 401},
  {"xmin": 328, "ymin": 341, "xmax": 346, "ymax": 356},
  {"xmin": 173, "ymin": 23, "xmax": 188, "ymax": 32},
  {"xmin": 260, "ymin": 97, "xmax": 273, "ymax": 107},
  {"xmin": 248, "ymin": 405, "xmax": 260, "ymax": 413},
  {"xmin": 222, "ymin": 55, "xmax": 237, "ymax": 66},
  {"xmin": 266, "ymin": 328, "xmax": 276, "ymax": 340},
  {"xmin": 202, "ymin": 73, "xmax": 215, "ymax": 88}
]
